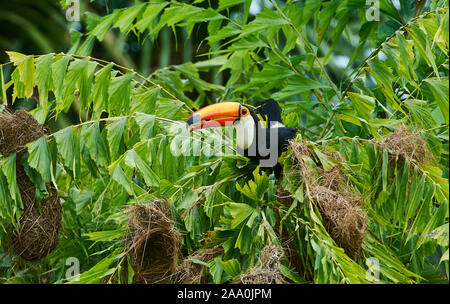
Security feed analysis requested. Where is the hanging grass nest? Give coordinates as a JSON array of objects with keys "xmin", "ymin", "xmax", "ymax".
[
  {"xmin": 309, "ymin": 185, "xmax": 366, "ymax": 261},
  {"xmin": 174, "ymin": 247, "xmax": 224, "ymax": 284},
  {"xmin": 378, "ymin": 124, "xmax": 433, "ymax": 164},
  {"xmin": 125, "ymin": 199, "xmax": 181, "ymax": 284},
  {"xmin": 240, "ymin": 245, "xmax": 287, "ymax": 284},
  {"xmin": 10, "ymin": 181, "xmax": 62, "ymax": 261},
  {"xmin": 0, "ymin": 109, "xmax": 62, "ymax": 262},
  {"xmin": 284, "ymin": 140, "xmax": 366, "ymax": 261},
  {"xmin": 0, "ymin": 109, "xmax": 46, "ymax": 158}
]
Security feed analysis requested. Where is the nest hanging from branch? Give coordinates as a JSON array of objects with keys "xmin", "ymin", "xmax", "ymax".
[
  {"xmin": 10, "ymin": 183, "xmax": 62, "ymax": 261},
  {"xmin": 125, "ymin": 199, "xmax": 181, "ymax": 284},
  {"xmin": 309, "ymin": 185, "xmax": 366, "ymax": 261},
  {"xmin": 281, "ymin": 140, "xmax": 366, "ymax": 261},
  {"xmin": 0, "ymin": 110, "xmax": 46, "ymax": 157},
  {"xmin": 378, "ymin": 125, "xmax": 433, "ymax": 164},
  {"xmin": 1, "ymin": 110, "xmax": 62, "ymax": 262}
]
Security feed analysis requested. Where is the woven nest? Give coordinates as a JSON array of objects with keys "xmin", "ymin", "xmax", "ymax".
[
  {"xmin": 125, "ymin": 200, "xmax": 181, "ymax": 284},
  {"xmin": 240, "ymin": 245, "xmax": 287, "ymax": 284},
  {"xmin": 378, "ymin": 125, "xmax": 433, "ymax": 164},
  {"xmin": 310, "ymin": 185, "xmax": 366, "ymax": 260},
  {"xmin": 10, "ymin": 183, "xmax": 62, "ymax": 261},
  {"xmin": 287, "ymin": 140, "xmax": 366, "ymax": 261},
  {"xmin": 0, "ymin": 110, "xmax": 46, "ymax": 158},
  {"xmin": 1, "ymin": 109, "xmax": 62, "ymax": 262},
  {"xmin": 174, "ymin": 247, "xmax": 224, "ymax": 284}
]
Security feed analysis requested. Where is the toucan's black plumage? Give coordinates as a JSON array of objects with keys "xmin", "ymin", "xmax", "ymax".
[
  {"xmin": 255, "ymin": 99, "xmax": 283, "ymax": 125},
  {"xmin": 186, "ymin": 99, "xmax": 298, "ymax": 178},
  {"xmin": 243, "ymin": 99, "xmax": 297, "ymax": 178}
]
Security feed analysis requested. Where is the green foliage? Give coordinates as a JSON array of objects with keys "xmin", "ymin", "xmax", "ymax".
[{"xmin": 0, "ymin": 0, "xmax": 448, "ymax": 284}]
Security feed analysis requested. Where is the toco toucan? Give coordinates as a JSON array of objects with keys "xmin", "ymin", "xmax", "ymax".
[{"xmin": 186, "ymin": 99, "xmax": 298, "ymax": 178}]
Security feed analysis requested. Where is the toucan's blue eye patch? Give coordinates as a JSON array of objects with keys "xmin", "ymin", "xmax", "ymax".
[{"xmin": 241, "ymin": 109, "xmax": 247, "ymax": 115}]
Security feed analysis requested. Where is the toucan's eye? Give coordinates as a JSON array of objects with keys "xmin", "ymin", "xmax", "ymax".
[{"xmin": 241, "ymin": 108, "xmax": 248, "ymax": 116}]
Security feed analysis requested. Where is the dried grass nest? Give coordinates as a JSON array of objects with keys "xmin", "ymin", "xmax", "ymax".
[
  {"xmin": 174, "ymin": 247, "xmax": 224, "ymax": 284},
  {"xmin": 286, "ymin": 140, "xmax": 366, "ymax": 261},
  {"xmin": 240, "ymin": 245, "xmax": 287, "ymax": 284},
  {"xmin": 124, "ymin": 200, "xmax": 181, "ymax": 284},
  {"xmin": 0, "ymin": 109, "xmax": 61, "ymax": 262},
  {"xmin": 0, "ymin": 110, "xmax": 46, "ymax": 157},
  {"xmin": 310, "ymin": 185, "xmax": 366, "ymax": 261},
  {"xmin": 378, "ymin": 124, "xmax": 433, "ymax": 164}
]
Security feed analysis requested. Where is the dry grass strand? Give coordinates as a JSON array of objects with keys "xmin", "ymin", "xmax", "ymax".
[{"xmin": 240, "ymin": 245, "xmax": 287, "ymax": 284}]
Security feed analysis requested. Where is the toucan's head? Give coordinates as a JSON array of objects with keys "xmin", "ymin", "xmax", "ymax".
[{"xmin": 186, "ymin": 102, "xmax": 257, "ymax": 149}]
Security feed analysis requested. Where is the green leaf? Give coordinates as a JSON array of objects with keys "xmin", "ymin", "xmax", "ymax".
[
  {"xmin": 67, "ymin": 251, "xmax": 123, "ymax": 284},
  {"xmin": 51, "ymin": 55, "xmax": 72, "ymax": 106},
  {"xmin": 92, "ymin": 63, "xmax": 113, "ymax": 120},
  {"xmin": 59, "ymin": 58, "xmax": 88, "ymax": 113},
  {"xmin": 106, "ymin": 118, "xmax": 128, "ymax": 160},
  {"xmin": 0, "ymin": 153, "xmax": 23, "ymax": 208},
  {"xmin": 236, "ymin": 166, "xmax": 270, "ymax": 203},
  {"xmin": 108, "ymin": 73, "xmax": 133, "ymax": 115},
  {"xmin": 272, "ymin": 76, "xmax": 328, "ymax": 100},
  {"xmin": 240, "ymin": 8, "xmax": 288, "ymax": 37},
  {"xmin": 279, "ymin": 264, "xmax": 306, "ymax": 283},
  {"xmin": 426, "ymin": 223, "xmax": 449, "ymax": 247},
  {"xmin": 26, "ymin": 136, "xmax": 51, "ymax": 182},
  {"xmin": 156, "ymin": 98, "xmax": 184, "ymax": 119},
  {"xmin": 249, "ymin": 64, "xmax": 295, "ymax": 84},
  {"xmin": 228, "ymin": 203, "xmax": 256, "ymax": 229},
  {"xmin": 135, "ymin": 2, "xmax": 168, "ymax": 33},
  {"xmin": 54, "ymin": 127, "xmax": 75, "ymax": 169},
  {"xmin": 89, "ymin": 13, "xmax": 118, "ymax": 41},
  {"xmin": 0, "ymin": 172, "xmax": 18, "ymax": 224},
  {"xmin": 404, "ymin": 99, "xmax": 436, "ymax": 129},
  {"xmin": 209, "ymin": 257, "xmax": 228, "ymax": 283},
  {"xmin": 1, "ymin": 65, "xmax": 7, "ymax": 104},
  {"xmin": 217, "ymin": 258, "xmax": 241, "ymax": 277},
  {"xmin": 124, "ymin": 149, "xmax": 160, "ymax": 187},
  {"xmin": 347, "ymin": 92, "xmax": 376, "ymax": 121},
  {"xmin": 81, "ymin": 123, "xmax": 109, "ymax": 167},
  {"xmin": 131, "ymin": 87, "xmax": 159, "ymax": 114},
  {"xmin": 76, "ymin": 36, "xmax": 96, "ymax": 56},
  {"xmin": 134, "ymin": 112, "xmax": 155, "ymax": 139},
  {"xmin": 14, "ymin": 55, "xmax": 35, "ymax": 99},
  {"xmin": 6, "ymin": 51, "xmax": 27, "ymax": 66},
  {"xmin": 111, "ymin": 165, "xmax": 134, "ymax": 195},
  {"xmin": 35, "ymin": 54, "xmax": 54, "ymax": 119},
  {"xmin": 302, "ymin": 0, "xmax": 323, "ymax": 25},
  {"xmin": 441, "ymin": 249, "xmax": 449, "ymax": 263},
  {"xmin": 150, "ymin": 4, "xmax": 203, "ymax": 36},
  {"xmin": 83, "ymin": 229, "xmax": 126, "ymax": 242},
  {"xmin": 68, "ymin": 187, "xmax": 92, "ymax": 215},
  {"xmin": 314, "ymin": 149, "xmax": 336, "ymax": 171},
  {"xmin": 318, "ymin": 0, "xmax": 340, "ymax": 44},
  {"xmin": 382, "ymin": 148, "xmax": 388, "ymax": 191},
  {"xmin": 424, "ymin": 78, "xmax": 449, "ymax": 124},
  {"xmin": 113, "ymin": 4, "xmax": 146, "ymax": 34},
  {"xmin": 218, "ymin": 0, "xmax": 245, "ymax": 11}
]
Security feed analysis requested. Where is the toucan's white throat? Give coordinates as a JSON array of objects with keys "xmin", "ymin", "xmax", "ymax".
[{"xmin": 234, "ymin": 115, "xmax": 256, "ymax": 150}]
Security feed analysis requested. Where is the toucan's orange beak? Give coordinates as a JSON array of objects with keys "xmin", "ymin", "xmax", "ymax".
[{"xmin": 186, "ymin": 102, "xmax": 241, "ymax": 132}]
